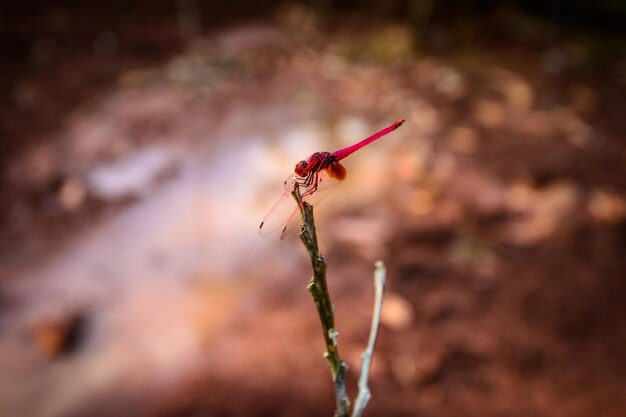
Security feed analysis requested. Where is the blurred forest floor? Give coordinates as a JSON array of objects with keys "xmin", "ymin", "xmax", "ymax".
[{"xmin": 0, "ymin": 3, "xmax": 625, "ymax": 417}]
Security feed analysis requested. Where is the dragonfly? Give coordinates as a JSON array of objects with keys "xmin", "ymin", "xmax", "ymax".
[{"xmin": 259, "ymin": 119, "xmax": 405, "ymax": 239}]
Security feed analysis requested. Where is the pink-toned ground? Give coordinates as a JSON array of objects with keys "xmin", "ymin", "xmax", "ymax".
[{"xmin": 0, "ymin": 6, "xmax": 625, "ymax": 417}]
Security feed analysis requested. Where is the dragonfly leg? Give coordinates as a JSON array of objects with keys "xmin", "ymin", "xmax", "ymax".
[
  {"xmin": 294, "ymin": 172, "xmax": 312, "ymax": 186},
  {"xmin": 302, "ymin": 171, "xmax": 320, "ymax": 198}
]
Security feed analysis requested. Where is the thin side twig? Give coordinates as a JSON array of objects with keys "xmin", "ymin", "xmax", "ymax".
[
  {"xmin": 292, "ymin": 187, "xmax": 350, "ymax": 417},
  {"xmin": 351, "ymin": 261, "xmax": 386, "ymax": 417}
]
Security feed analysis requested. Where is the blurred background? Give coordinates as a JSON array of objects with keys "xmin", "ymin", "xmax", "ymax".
[{"xmin": 0, "ymin": 1, "xmax": 625, "ymax": 416}]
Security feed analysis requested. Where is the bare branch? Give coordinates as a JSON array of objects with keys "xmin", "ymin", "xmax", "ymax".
[
  {"xmin": 352, "ymin": 261, "xmax": 386, "ymax": 417},
  {"xmin": 292, "ymin": 187, "xmax": 350, "ymax": 417}
]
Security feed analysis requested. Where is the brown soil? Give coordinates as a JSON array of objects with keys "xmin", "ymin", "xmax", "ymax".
[{"xmin": 1, "ymin": 4, "xmax": 625, "ymax": 417}]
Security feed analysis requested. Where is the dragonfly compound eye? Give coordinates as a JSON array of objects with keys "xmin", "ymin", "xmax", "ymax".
[{"xmin": 295, "ymin": 160, "xmax": 308, "ymax": 176}]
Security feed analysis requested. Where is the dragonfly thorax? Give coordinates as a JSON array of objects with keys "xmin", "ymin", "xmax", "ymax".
[{"xmin": 294, "ymin": 152, "xmax": 334, "ymax": 177}]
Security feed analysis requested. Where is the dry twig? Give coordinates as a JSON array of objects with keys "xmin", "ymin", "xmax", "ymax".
[{"xmin": 292, "ymin": 187, "xmax": 386, "ymax": 417}]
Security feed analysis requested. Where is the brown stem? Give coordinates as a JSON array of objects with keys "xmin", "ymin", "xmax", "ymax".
[{"xmin": 292, "ymin": 187, "xmax": 350, "ymax": 417}]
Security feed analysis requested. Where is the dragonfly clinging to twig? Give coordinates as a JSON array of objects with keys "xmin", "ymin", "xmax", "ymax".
[{"xmin": 259, "ymin": 119, "xmax": 405, "ymax": 239}]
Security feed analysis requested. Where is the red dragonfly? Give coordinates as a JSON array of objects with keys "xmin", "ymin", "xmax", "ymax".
[{"xmin": 259, "ymin": 119, "xmax": 405, "ymax": 239}]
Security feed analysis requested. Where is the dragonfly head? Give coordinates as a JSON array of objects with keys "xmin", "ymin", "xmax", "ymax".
[
  {"xmin": 295, "ymin": 152, "xmax": 335, "ymax": 177},
  {"xmin": 295, "ymin": 160, "xmax": 309, "ymax": 177}
]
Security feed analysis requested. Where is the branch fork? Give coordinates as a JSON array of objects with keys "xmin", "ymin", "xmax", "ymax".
[{"xmin": 292, "ymin": 188, "xmax": 386, "ymax": 417}]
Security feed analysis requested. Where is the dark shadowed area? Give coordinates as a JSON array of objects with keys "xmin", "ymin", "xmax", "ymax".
[{"xmin": 1, "ymin": 1, "xmax": 625, "ymax": 417}]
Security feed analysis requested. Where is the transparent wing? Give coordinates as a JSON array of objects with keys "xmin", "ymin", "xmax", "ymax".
[
  {"xmin": 259, "ymin": 175, "xmax": 299, "ymax": 237},
  {"xmin": 260, "ymin": 165, "xmax": 347, "ymax": 239},
  {"xmin": 279, "ymin": 167, "xmax": 345, "ymax": 239}
]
